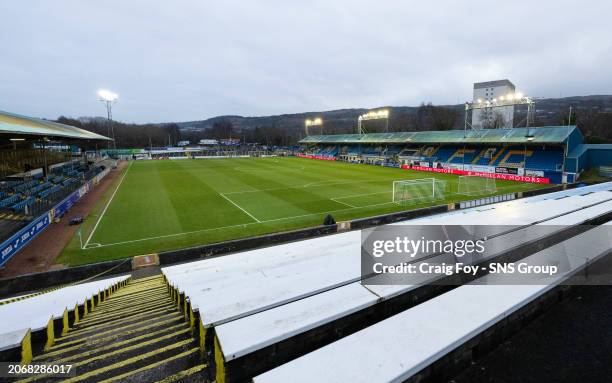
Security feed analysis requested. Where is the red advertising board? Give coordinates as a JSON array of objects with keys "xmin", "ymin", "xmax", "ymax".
[
  {"xmin": 401, "ymin": 165, "xmax": 550, "ymax": 184},
  {"xmin": 296, "ymin": 153, "xmax": 336, "ymax": 161}
]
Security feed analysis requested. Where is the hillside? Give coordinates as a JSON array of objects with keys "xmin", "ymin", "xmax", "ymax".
[
  {"xmin": 174, "ymin": 95, "xmax": 612, "ymax": 143},
  {"xmin": 66, "ymin": 95, "xmax": 612, "ymax": 147}
]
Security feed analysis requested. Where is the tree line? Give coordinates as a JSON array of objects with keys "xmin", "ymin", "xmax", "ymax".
[
  {"xmin": 56, "ymin": 101, "xmax": 611, "ymax": 148},
  {"xmin": 56, "ymin": 117, "xmax": 181, "ymax": 149}
]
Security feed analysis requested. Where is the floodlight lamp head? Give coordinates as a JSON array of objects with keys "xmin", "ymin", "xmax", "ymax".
[
  {"xmin": 98, "ymin": 89, "xmax": 118, "ymax": 102},
  {"xmin": 305, "ymin": 118, "xmax": 323, "ymax": 127},
  {"xmin": 361, "ymin": 110, "xmax": 389, "ymax": 120}
]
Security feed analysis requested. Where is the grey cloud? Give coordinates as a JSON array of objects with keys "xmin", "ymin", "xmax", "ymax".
[{"xmin": 0, "ymin": 0, "xmax": 610, "ymax": 123}]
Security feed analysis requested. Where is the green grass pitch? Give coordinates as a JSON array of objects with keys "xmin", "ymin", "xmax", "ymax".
[{"xmin": 58, "ymin": 157, "xmax": 546, "ymax": 265}]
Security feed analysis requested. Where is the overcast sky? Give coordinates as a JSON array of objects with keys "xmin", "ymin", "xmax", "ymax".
[{"xmin": 1, "ymin": 0, "xmax": 611, "ymax": 123}]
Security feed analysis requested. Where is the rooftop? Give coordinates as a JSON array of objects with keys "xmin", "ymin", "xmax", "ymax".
[
  {"xmin": 0, "ymin": 110, "xmax": 111, "ymax": 141},
  {"xmin": 299, "ymin": 126, "xmax": 577, "ymax": 145},
  {"xmin": 473, "ymin": 79, "xmax": 515, "ymax": 89}
]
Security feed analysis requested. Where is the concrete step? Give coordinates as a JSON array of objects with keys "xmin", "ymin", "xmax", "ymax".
[
  {"xmin": 23, "ymin": 341, "xmax": 199, "ymax": 383},
  {"xmin": 34, "ymin": 323, "xmax": 190, "ymax": 363},
  {"xmin": 79, "ymin": 301, "xmax": 176, "ymax": 326},
  {"xmin": 49, "ymin": 315, "xmax": 186, "ymax": 352},
  {"xmin": 55, "ymin": 336, "xmax": 196, "ymax": 376},
  {"xmin": 76, "ymin": 303, "xmax": 176, "ymax": 330},
  {"xmin": 94, "ymin": 347, "xmax": 201, "ymax": 383},
  {"xmin": 58, "ymin": 310, "xmax": 183, "ymax": 343},
  {"xmin": 103, "ymin": 287, "xmax": 168, "ymax": 302},
  {"xmin": 152, "ymin": 364, "xmax": 209, "ymax": 383},
  {"xmin": 48, "ymin": 327, "xmax": 194, "ymax": 366}
]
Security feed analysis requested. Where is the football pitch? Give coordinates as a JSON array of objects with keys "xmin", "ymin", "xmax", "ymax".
[{"xmin": 59, "ymin": 157, "xmax": 546, "ymax": 265}]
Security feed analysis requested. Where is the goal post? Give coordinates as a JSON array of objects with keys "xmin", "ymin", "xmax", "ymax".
[
  {"xmin": 457, "ymin": 175, "xmax": 497, "ymax": 196},
  {"xmin": 392, "ymin": 178, "xmax": 447, "ymax": 205}
]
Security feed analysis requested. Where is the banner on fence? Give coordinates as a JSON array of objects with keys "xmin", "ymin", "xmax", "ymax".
[
  {"xmin": 401, "ymin": 164, "xmax": 550, "ymax": 184},
  {"xmin": 296, "ymin": 153, "xmax": 336, "ymax": 161},
  {"xmin": 525, "ymin": 169, "xmax": 545, "ymax": 177},
  {"xmin": 443, "ymin": 164, "xmax": 496, "ymax": 173},
  {"xmin": 468, "ymin": 164, "xmax": 496, "ymax": 173},
  {"xmin": 52, "ymin": 190, "xmax": 80, "ymax": 219},
  {"xmin": 0, "ymin": 212, "xmax": 51, "ymax": 268},
  {"xmin": 94, "ymin": 168, "xmax": 110, "ymax": 184},
  {"xmin": 495, "ymin": 166, "xmax": 519, "ymax": 175}
]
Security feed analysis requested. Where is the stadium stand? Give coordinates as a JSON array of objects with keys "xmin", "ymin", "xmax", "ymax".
[
  {"xmin": 0, "ymin": 110, "xmax": 112, "ymax": 267},
  {"xmin": 254, "ymin": 224, "xmax": 611, "ymax": 383},
  {"xmin": 301, "ymin": 126, "xmax": 612, "ymax": 183},
  {"xmin": 161, "ymin": 182, "xmax": 612, "ymax": 382},
  {"xmin": 0, "ymin": 161, "xmax": 110, "ymax": 246}
]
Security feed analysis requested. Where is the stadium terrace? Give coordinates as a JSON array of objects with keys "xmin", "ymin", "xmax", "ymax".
[{"xmin": 299, "ymin": 125, "xmax": 612, "ymax": 184}]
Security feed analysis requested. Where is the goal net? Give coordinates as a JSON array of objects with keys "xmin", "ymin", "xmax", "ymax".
[
  {"xmin": 457, "ymin": 175, "xmax": 497, "ymax": 196},
  {"xmin": 392, "ymin": 178, "xmax": 446, "ymax": 205}
]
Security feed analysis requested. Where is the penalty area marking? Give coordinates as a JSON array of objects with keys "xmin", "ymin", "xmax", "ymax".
[
  {"xmin": 330, "ymin": 197, "xmax": 357, "ymax": 208},
  {"xmin": 82, "ymin": 161, "xmax": 134, "ymax": 249},
  {"xmin": 219, "ymin": 193, "xmax": 261, "ymax": 223},
  {"xmin": 224, "ymin": 177, "xmax": 418, "ymax": 196}
]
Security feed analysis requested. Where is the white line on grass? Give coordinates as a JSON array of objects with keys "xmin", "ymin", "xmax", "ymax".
[
  {"xmin": 82, "ymin": 161, "xmax": 134, "ymax": 249},
  {"xmin": 219, "ymin": 193, "xmax": 261, "ymax": 223},
  {"xmin": 223, "ymin": 178, "xmax": 418, "ymax": 196},
  {"xmin": 331, "ymin": 191, "xmax": 391, "ymax": 200},
  {"xmin": 83, "ymin": 200, "xmax": 398, "ymax": 249},
  {"xmin": 330, "ymin": 197, "xmax": 357, "ymax": 208},
  {"xmin": 221, "ymin": 180, "xmax": 356, "ymax": 195}
]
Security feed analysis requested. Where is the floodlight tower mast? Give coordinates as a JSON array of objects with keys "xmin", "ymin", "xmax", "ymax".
[
  {"xmin": 357, "ymin": 109, "xmax": 389, "ymax": 134},
  {"xmin": 464, "ymin": 93, "xmax": 535, "ymax": 133},
  {"xmin": 98, "ymin": 89, "xmax": 119, "ymax": 150}
]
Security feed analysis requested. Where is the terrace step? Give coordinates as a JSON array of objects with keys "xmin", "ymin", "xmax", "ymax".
[{"xmin": 20, "ymin": 275, "xmax": 207, "ymax": 383}]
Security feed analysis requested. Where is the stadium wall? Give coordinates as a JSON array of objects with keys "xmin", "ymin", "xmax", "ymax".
[
  {"xmin": 0, "ymin": 168, "xmax": 111, "ymax": 269},
  {"xmin": 565, "ymin": 144, "xmax": 612, "ymax": 174}
]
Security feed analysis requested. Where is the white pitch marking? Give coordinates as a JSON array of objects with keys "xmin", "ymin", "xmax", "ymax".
[
  {"xmin": 330, "ymin": 197, "xmax": 357, "ymax": 208},
  {"xmin": 83, "ymin": 161, "xmax": 134, "ymax": 249},
  {"xmin": 331, "ymin": 191, "xmax": 391, "ymax": 200},
  {"xmin": 219, "ymin": 193, "xmax": 261, "ymax": 223},
  {"xmin": 223, "ymin": 178, "xmax": 417, "ymax": 195},
  {"xmin": 83, "ymin": 200, "xmax": 399, "ymax": 249}
]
